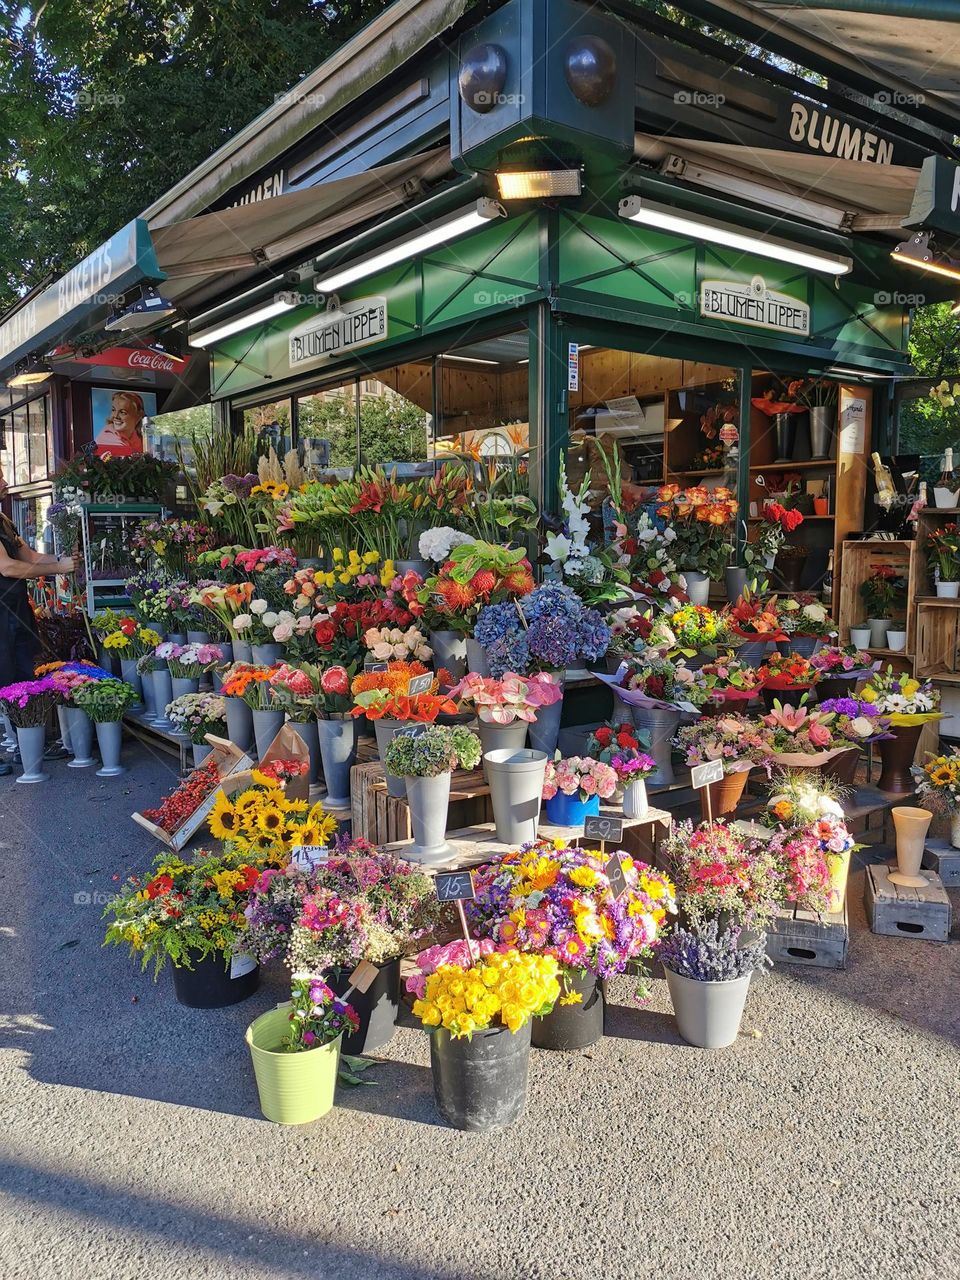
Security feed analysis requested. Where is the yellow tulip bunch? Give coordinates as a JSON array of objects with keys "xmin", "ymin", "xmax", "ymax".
[
  {"xmin": 413, "ymin": 950, "xmax": 560, "ymax": 1039},
  {"xmin": 207, "ymin": 782, "xmax": 336, "ymax": 860}
]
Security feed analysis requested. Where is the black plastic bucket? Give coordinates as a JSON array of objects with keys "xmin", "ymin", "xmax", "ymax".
[
  {"xmin": 532, "ymin": 968, "xmax": 604, "ymax": 1050},
  {"xmin": 430, "ymin": 1021, "xmax": 531, "ymax": 1132},
  {"xmin": 329, "ymin": 957, "xmax": 401, "ymax": 1055},
  {"xmin": 171, "ymin": 952, "xmax": 261, "ymax": 1009}
]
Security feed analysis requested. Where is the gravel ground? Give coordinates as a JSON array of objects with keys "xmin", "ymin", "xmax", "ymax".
[{"xmin": 1, "ymin": 740, "xmax": 959, "ymax": 1280}]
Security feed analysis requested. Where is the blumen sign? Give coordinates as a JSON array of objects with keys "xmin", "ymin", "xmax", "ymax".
[{"xmin": 288, "ymin": 297, "xmax": 387, "ymax": 371}]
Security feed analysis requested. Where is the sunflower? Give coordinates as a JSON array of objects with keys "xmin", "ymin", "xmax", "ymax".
[
  {"xmin": 931, "ymin": 765, "xmax": 953, "ymax": 786},
  {"xmin": 208, "ymin": 794, "xmax": 242, "ymax": 840},
  {"xmin": 245, "ymin": 832, "xmax": 278, "ymax": 856},
  {"xmin": 283, "ymin": 797, "xmax": 309, "ymax": 815},
  {"xmin": 257, "ymin": 805, "xmax": 287, "ymax": 835},
  {"xmin": 293, "ymin": 821, "xmax": 325, "ymax": 846}
]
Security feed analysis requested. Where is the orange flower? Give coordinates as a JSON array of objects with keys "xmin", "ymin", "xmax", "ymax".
[
  {"xmin": 224, "ymin": 582, "xmax": 254, "ymax": 607},
  {"xmin": 658, "ymin": 484, "xmax": 680, "ymax": 502},
  {"xmin": 675, "ymin": 501, "xmax": 693, "ymax": 518}
]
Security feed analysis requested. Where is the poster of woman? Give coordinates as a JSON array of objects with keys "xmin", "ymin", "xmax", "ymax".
[{"xmin": 92, "ymin": 387, "xmax": 156, "ymax": 457}]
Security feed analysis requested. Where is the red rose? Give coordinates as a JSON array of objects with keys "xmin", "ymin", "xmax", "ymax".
[
  {"xmin": 595, "ymin": 727, "xmax": 613, "ymax": 746},
  {"xmin": 616, "ymin": 731, "xmax": 635, "ymax": 748},
  {"xmin": 321, "ymin": 666, "xmax": 349, "ymax": 696},
  {"xmin": 313, "ymin": 620, "xmax": 337, "ymax": 648}
]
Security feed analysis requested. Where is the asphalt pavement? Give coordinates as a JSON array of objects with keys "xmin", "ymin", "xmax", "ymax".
[{"xmin": 1, "ymin": 739, "xmax": 958, "ymax": 1280}]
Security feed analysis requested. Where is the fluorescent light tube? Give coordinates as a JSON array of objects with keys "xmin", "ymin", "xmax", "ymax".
[
  {"xmin": 315, "ymin": 199, "xmax": 505, "ymax": 294},
  {"xmin": 619, "ymin": 196, "xmax": 853, "ymax": 276},
  {"xmin": 442, "ymin": 354, "xmax": 499, "ymax": 366},
  {"xmin": 189, "ymin": 294, "xmax": 299, "ymax": 348}
]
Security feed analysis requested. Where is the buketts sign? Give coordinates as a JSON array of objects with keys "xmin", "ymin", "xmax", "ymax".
[
  {"xmin": 288, "ymin": 297, "xmax": 387, "ymax": 370},
  {"xmin": 700, "ymin": 274, "xmax": 810, "ymax": 336}
]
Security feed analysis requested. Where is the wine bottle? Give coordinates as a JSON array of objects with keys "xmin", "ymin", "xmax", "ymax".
[
  {"xmin": 821, "ymin": 550, "xmax": 834, "ymax": 607},
  {"xmin": 871, "ymin": 452, "xmax": 896, "ymax": 512}
]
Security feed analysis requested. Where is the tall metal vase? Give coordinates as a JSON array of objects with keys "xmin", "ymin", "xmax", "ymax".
[
  {"xmin": 95, "ymin": 720, "xmax": 126, "ymax": 778},
  {"xmin": 224, "ymin": 697, "xmax": 254, "ymax": 752},
  {"xmin": 290, "ymin": 718, "xmax": 321, "ymax": 785},
  {"xmin": 119, "ymin": 659, "xmax": 144, "ymax": 711},
  {"xmin": 430, "ymin": 630, "xmax": 468, "ymax": 681},
  {"xmin": 65, "ymin": 707, "xmax": 97, "ymax": 768},
  {"xmin": 809, "ymin": 406, "xmax": 835, "ymax": 459},
  {"xmin": 316, "ymin": 718, "xmax": 359, "ymax": 808},
  {"xmin": 374, "ymin": 718, "xmax": 407, "ymax": 798},
  {"xmin": 527, "ymin": 675, "xmax": 565, "ymax": 759},
  {"xmin": 631, "ymin": 706, "xmax": 681, "ymax": 787},
  {"xmin": 773, "ymin": 412, "xmax": 797, "ymax": 461}
]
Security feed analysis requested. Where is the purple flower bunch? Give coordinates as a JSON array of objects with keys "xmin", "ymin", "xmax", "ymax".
[
  {"xmin": 0, "ymin": 676, "xmax": 62, "ymax": 727},
  {"xmin": 610, "ymin": 751, "xmax": 656, "ymax": 780},
  {"xmin": 475, "ymin": 583, "xmax": 610, "ymax": 678}
]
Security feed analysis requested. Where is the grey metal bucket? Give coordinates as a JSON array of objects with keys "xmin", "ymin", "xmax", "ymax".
[
  {"xmin": 290, "ymin": 718, "xmax": 321, "ymax": 785},
  {"xmin": 663, "ymin": 967, "xmax": 752, "ymax": 1049},
  {"xmin": 233, "ymin": 640, "xmax": 254, "ymax": 664},
  {"xmin": 374, "ymin": 718, "xmax": 407, "ymax": 798},
  {"xmin": 430, "ymin": 630, "xmax": 468, "ymax": 681},
  {"xmin": 252, "ymin": 709, "xmax": 285, "ymax": 761},
  {"xmin": 225, "ymin": 697, "xmax": 254, "ymax": 752},
  {"xmin": 631, "ymin": 706, "xmax": 680, "ymax": 787},
  {"xmin": 317, "ymin": 718, "xmax": 358, "ymax": 808},
  {"xmin": 809, "ymin": 405, "xmax": 834, "ymax": 459},
  {"xmin": 528, "ymin": 683, "xmax": 565, "ymax": 758},
  {"xmin": 119, "ymin": 658, "xmax": 144, "ymax": 709},
  {"xmin": 466, "ymin": 638, "xmax": 491, "ymax": 677},
  {"xmin": 484, "ymin": 748, "xmax": 547, "ymax": 845},
  {"xmin": 405, "ymin": 773, "xmax": 453, "ymax": 864},
  {"xmin": 252, "ymin": 643, "xmax": 283, "ymax": 665},
  {"xmin": 684, "ymin": 571, "xmax": 710, "ymax": 605},
  {"xmin": 478, "ymin": 718, "xmax": 528, "ymax": 780},
  {"xmin": 66, "ymin": 707, "xmax": 97, "ymax": 768},
  {"xmin": 150, "ymin": 669, "xmax": 175, "ymax": 731}
]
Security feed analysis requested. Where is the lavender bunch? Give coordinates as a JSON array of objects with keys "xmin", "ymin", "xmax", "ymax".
[{"xmin": 656, "ymin": 919, "xmax": 771, "ymax": 982}]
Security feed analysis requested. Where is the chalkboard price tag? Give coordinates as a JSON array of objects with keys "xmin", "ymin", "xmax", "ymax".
[
  {"xmin": 435, "ymin": 870, "xmax": 475, "ymax": 903},
  {"xmin": 348, "ymin": 960, "xmax": 379, "ymax": 994},
  {"xmin": 691, "ymin": 760, "xmax": 725, "ymax": 789},
  {"xmin": 364, "ymin": 660, "xmax": 389, "ymax": 672},
  {"xmin": 605, "ymin": 853, "xmax": 629, "ymax": 899},
  {"xmin": 583, "ymin": 814, "xmax": 625, "ymax": 844},
  {"xmin": 408, "ymin": 673, "xmax": 433, "ymax": 695}
]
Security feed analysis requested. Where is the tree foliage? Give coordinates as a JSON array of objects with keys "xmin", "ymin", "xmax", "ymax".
[
  {"xmin": 0, "ymin": 1, "xmax": 382, "ymax": 312},
  {"xmin": 898, "ymin": 303, "xmax": 960, "ymax": 462}
]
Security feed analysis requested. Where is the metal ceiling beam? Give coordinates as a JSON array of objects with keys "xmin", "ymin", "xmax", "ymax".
[{"xmin": 766, "ymin": 1, "xmax": 960, "ymax": 16}]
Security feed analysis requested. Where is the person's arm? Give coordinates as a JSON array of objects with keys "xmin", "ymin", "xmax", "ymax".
[{"xmin": 0, "ymin": 543, "xmax": 73, "ymax": 580}]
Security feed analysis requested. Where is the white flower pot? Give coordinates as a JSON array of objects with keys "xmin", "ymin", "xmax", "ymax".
[
  {"xmin": 936, "ymin": 581, "xmax": 960, "ymax": 599},
  {"xmin": 886, "ymin": 629, "xmax": 907, "ymax": 653},
  {"xmin": 663, "ymin": 966, "xmax": 752, "ymax": 1049},
  {"xmin": 934, "ymin": 485, "xmax": 960, "ymax": 509},
  {"xmin": 849, "ymin": 627, "xmax": 872, "ymax": 650}
]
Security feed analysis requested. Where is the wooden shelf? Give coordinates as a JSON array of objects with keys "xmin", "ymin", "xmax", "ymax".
[
  {"xmin": 916, "ymin": 597, "xmax": 960, "ymax": 607},
  {"xmin": 918, "ymin": 507, "xmax": 960, "ymax": 517},
  {"xmin": 667, "ymin": 468, "xmax": 727, "ymax": 478},
  {"xmin": 924, "ymin": 671, "xmax": 960, "ymax": 685},
  {"xmin": 748, "ymin": 515, "xmax": 834, "ymax": 522},
  {"xmin": 749, "ymin": 459, "xmax": 836, "ymax": 472}
]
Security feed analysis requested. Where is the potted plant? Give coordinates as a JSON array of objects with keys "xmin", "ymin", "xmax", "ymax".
[
  {"xmin": 603, "ymin": 655, "xmax": 706, "ymax": 785},
  {"xmin": 656, "ymin": 919, "xmax": 771, "ymax": 1049},
  {"xmin": 351, "ymin": 664, "xmax": 455, "ymax": 798},
  {"xmin": 383, "ymin": 724, "xmax": 482, "ymax": 863},
  {"xmin": 858, "ymin": 567, "xmax": 907, "ymax": 650},
  {"xmin": 675, "ymin": 715, "xmax": 767, "ymax": 818},
  {"xmin": 739, "ymin": 501, "xmax": 804, "ymax": 599},
  {"xmin": 653, "ymin": 484, "xmax": 739, "ymax": 601},
  {"xmin": 72, "ymin": 677, "xmax": 140, "ymax": 777},
  {"xmin": 245, "ymin": 973, "xmax": 359, "ymax": 1125},
  {"xmin": 926, "ymin": 523, "xmax": 960, "ymax": 598},
  {"xmin": 407, "ymin": 943, "xmax": 560, "ymax": 1131},
  {"xmin": 165, "ymin": 692, "xmax": 228, "ymax": 767},
  {"xmin": 450, "ymin": 670, "xmax": 562, "ymax": 769},
  {"xmin": 861, "ymin": 667, "xmax": 942, "ymax": 793},
  {"xmin": 0, "ymin": 676, "xmax": 61, "ymax": 783},
  {"xmin": 468, "ymin": 839, "xmax": 675, "ymax": 1050},
  {"xmin": 542, "ymin": 756, "xmax": 618, "ymax": 826},
  {"xmin": 913, "ymin": 750, "xmax": 960, "ymax": 849},
  {"xmin": 757, "ymin": 652, "xmax": 820, "ymax": 712},
  {"xmin": 102, "ymin": 848, "xmax": 264, "ymax": 1007},
  {"xmin": 777, "ymin": 595, "xmax": 834, "ymax": 658},
  {"xmin": 816, "ymin": 697, "xmax": 893, "ymax": 783},
  {"xmin": 474, "ymin": 582, "xmax": 610, "ymax": 755},
  {"xmin": 254, "ymin": 847, "xmax": 442, "ymax": 1053},
  {"xmin": 586, "ymin": 722, "xmax": 657, "ymax": 818}
]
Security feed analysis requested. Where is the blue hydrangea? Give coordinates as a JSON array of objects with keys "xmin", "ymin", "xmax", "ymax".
[
  {"xmin": 521, "ymin": 583, "xmax": 582, "ymax": 624},
  {"xmin": 475, "ymin": 602, "xmax": 521, "ymax": 648},
  {"xmin": 577, "ymin": 608, "xmax": 611, "ymax": 661},
  {"xmin": 486, "ymin": 631, "xmax": 530, "ymax": 679},
  {"xmin": 526, "ymin": 615, "xmax": 579, "ymax": 668}
]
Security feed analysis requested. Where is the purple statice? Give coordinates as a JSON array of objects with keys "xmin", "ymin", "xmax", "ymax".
[{"xmin": 656, "ymin": 919, "xmax": 771, "ymax": 982}]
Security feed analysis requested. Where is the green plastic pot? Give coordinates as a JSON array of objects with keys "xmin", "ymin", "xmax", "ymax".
[{"xmin": 245, "ymin": 1003, "xmax": 341, "ymax": 1125}]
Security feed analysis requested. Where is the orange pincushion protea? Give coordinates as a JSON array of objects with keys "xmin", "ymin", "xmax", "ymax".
[
  {"xmin": 350, "ymin": 660, "xmax": 431, "ymax": 699},
  {"xmin": 439, "ymin": 580, "xmax": 477, "ymax": 610}
]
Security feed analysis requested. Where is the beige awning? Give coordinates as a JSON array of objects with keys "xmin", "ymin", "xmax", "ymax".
[
  {"xmin": 634, "ymin": 132, "xmax": 921, "ymax": 229},
  {"xmin": 151, "ymin": 148, "xmax": 452, "ymax": 312}
]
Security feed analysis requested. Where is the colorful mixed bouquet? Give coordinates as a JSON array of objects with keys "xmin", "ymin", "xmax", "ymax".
[
  {"xmin": 729, "ymin": 592, "xmax": 785, "ymax": 640},
  {"xmin": 859, "ymin": 667, "xmax": 940, "ymax": 722},
  {"xmin": 606, "ymin": 607, "xmax": 678, "ymax": 658},
  {"xmin": 763, "ymin": 769, "xmax": 848, "ymax": 829},
  {"xmin": 758, "ymin": 652, "xmax": 819, "ymax": 690},
  {"xmin": 697, "ymin": 655, "xmax": 765, "ymax": 705},
  {"xmin": 664, "ymin": 603, "xmax": 728, "ymax": 653},
  {"xmin": 420, "ymin": 541, "xmax": 535, "ymax": 635},
  {"xmin": 777, "ymin": 596, "xmax": 834, "ymax": 638},
  {"xmin": 810, "ymin": 645, "xmax": 875, "ymax": 677},
  {"xmin": 157, "ymin": 642, "xmax": 225, "ymax": 680},
  {"xmin": 655, "ymin": 483, "xmax": 738, "ymax": 581},
  {"xmin": 817, "ymin": 698, "xmax": 893, "ymax": 744},
  {"xmin": 674, "ymin": 714, "xmax": 767, "ymax": 774},
  {"xmin": 759, "ymin": 702, "xmax": 842, "ymax": 758},
  {"xmin": 666, "ymin": 821, "xmax": 781, "ymax": 929},
  {"xmin": 621, "ymin": 655, "xmax": 704, "ymax": 708},
  {"xmin": 101, "ymin": 618, "xmax": 162, "ymax": 657},
  {"xmin": 131, "ymin": 517, "xmax": 217, "ymax": 576},
  {"xmin": 165, "ymin": 692, "xmax": 228, "ymax": 744},
  {"xmin": 913, "ymin": 750, "xmax": 960, "ymax": 814},
  {"xmin": 468, "ymin": 840, "xmax": 675, "ymax": 986},
  {"xmin": 280, "ymin": 974, "xmax": 359, "ymax": 1053},
  {"xmin": 542, "ymin": 756, "xmax": 618, "ymax": 803}
]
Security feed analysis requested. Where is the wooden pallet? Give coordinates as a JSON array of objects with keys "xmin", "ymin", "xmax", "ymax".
[
  {"xmin": 767, "ymin": 900, "xmax": 849, "ymax": 969},
  {"xmin": 350, "ymin": 761, "xmax": 494, "ymax": 846},
  {"xmin": 922, "ymin": 839, "xmax": 960, "ymax": 888},
  {"xmin": 385, "ymin": 809, "xmax": 674, "ymax": 873},
  {"xmin": 864, "ymin": 863, "xmax": 952, "ymax": 942}
]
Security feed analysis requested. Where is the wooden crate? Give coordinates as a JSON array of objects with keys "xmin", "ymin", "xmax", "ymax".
[
  {"xmin": 766, "ymin": 900, "xmax": 848, "ymax": 969},
  {"xmin": 915, "ymin": 602, "xmax": 960, "ymax": 683},
  {"xmin": 863, "ymin": 863, "xmax": 952, "ymax": 942},
  {"xmin": 385, "ymin": 808, "xmax": 674, "ymax": 873},
  {"xmin": 131, "ymin": 736, "xmax": 253, "ymax": 850},
  {"xmin": 922, "ymin": 839, "xmax": 960, "ymax": 888},
  {"xmin": 836, "ymin": 539, "xmax": 919, "ymax": 656},
  {"xmin": 350, "ymin": 761, "xmax": 494, "ymax": 846}
]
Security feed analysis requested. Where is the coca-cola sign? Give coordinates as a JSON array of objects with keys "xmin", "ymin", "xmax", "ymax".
[{"xmin": 63, "ymin": 346, "xmax": 189, "ymax": 374}]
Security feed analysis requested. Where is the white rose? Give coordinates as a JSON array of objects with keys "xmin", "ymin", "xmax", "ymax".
[
  {"xmin": 250, "ymin": 599, "xmax": 268, "ymax": 616},
  {"xmin": 849, "ymin": 716, "xmax": 875, "ymax": 738},
  {"xmin": 262, "ymin": 612, "xmax": 279, "ymax": 627},
  {"xmin": 233, "ymin": 614, "xmax": 252, "ymax": 632}
]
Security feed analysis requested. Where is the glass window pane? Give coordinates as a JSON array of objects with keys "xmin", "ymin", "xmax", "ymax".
[
  {"xmin": 357, "ymin": 364, "xmax": 432, "ymax": 468},
  {"xmin": 436, "ymin": 333, "xmax": 529, "ymax": 465},
  {"xmin": 28, "ymin": 396, "xmax": 48, "ymax": 482},
  {"xmin": 243, "ymin": 400, "xmax": 292, "ymax": 459},
  {"xmin": 297, "ymin": 382, "xmax": 359, "ymax": 474},
  {"xmin": 11, "ymin": 402, "xmax": 29, "ymax": 486}
]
